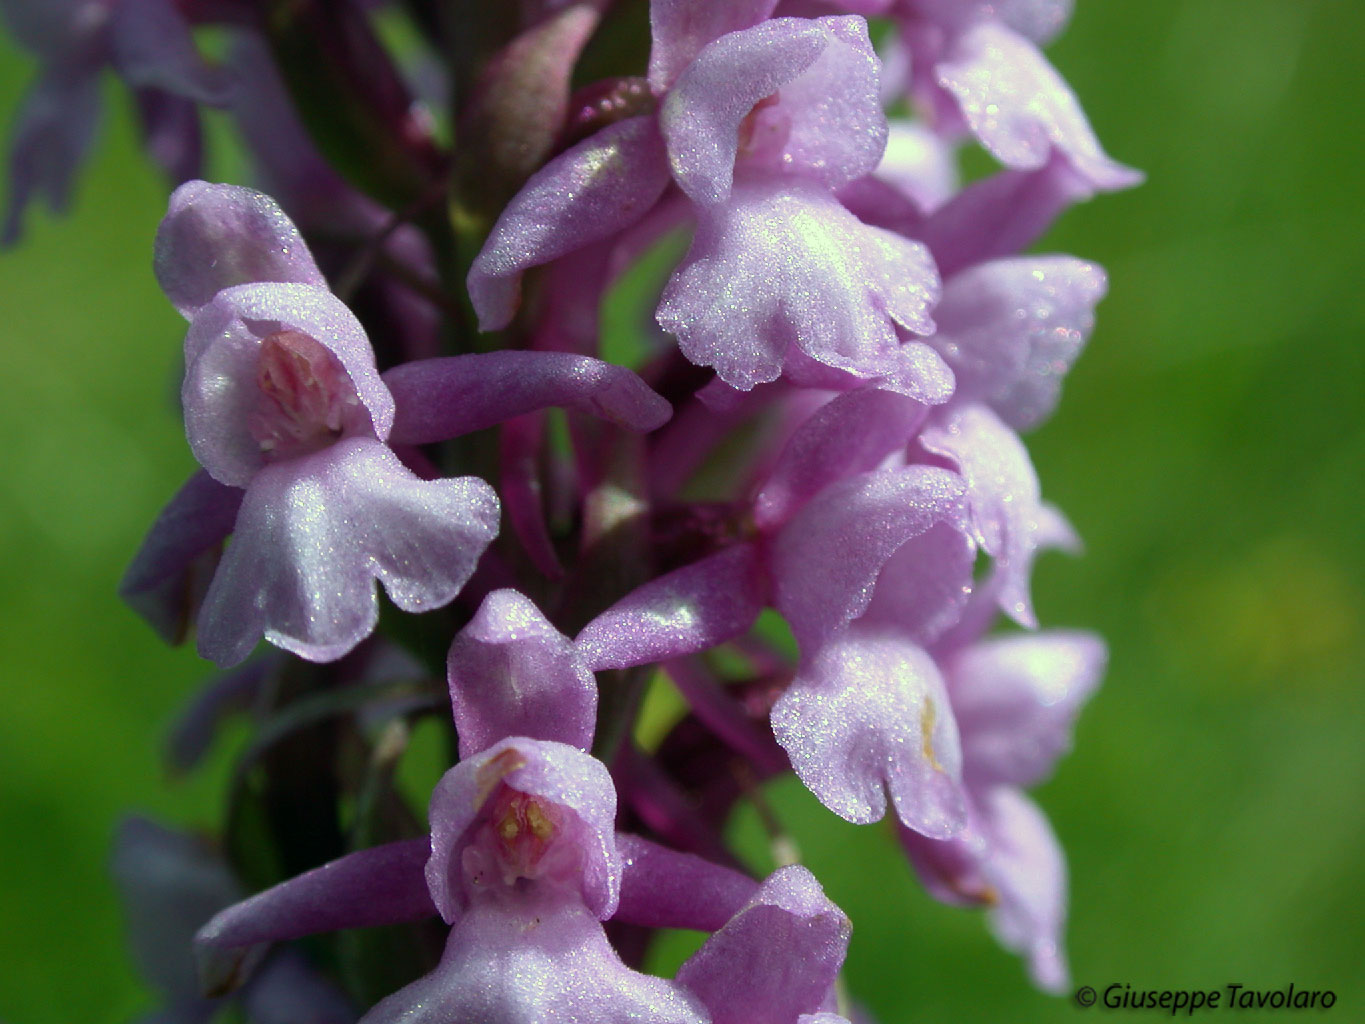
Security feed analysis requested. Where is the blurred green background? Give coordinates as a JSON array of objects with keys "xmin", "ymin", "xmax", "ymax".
[{"xmin": 1, "ymin": 1, "xmax": 1362, "ymax": 1021}]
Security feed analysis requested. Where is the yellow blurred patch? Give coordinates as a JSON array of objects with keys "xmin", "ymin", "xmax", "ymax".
[{"xmin": 1147, "ymin": 535, "xmax": 1361, "ymax": 691}]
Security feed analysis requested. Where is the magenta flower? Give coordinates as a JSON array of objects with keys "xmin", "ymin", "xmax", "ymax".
[
  {"xmin": 123, "ymin": 182, "xmax": 673, "ymax": 666},
  {"xmin": 469, "ymin": 1, "xmax": 951, "ymax": 400},
  {"xmin": 900, "ymin": 625, "xmax": 1107, "ymax": 991},
  {"xmin": 930, "ymin": 21, "xmax": 1139, "ymax": 193},
  {"xmin": 828, "ymin": 1, "xmax": 1142, "ymax": 277},
  {"xmin": 579, "ymin": 255, "xmax": 1101, "ymax": 840},
  {"xmin": 27, "ymin": 0, "xmax": 1141, "ymax": 1010},
  {"xmin": 675, "ymin": 864, "xmax": 852, "ymax": 1024},
  {"xmin": 124, "ymin": 180, "xmax": 499, "ymax": 667},
  {"xmin": 579, "ymin": 408, "xmax": 977, "ymax": 839},
  {"xmin": 194, "ymin": 588, "xmax": 806, "ymax": 1023}
]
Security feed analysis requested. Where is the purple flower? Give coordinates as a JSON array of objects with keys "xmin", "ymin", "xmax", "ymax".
[
  {"xmin": 900, "ymin": 627, "xmax": 1107, "ymax": 990},
  {"xmin": 675, "ymin": 864, "xmax": 852, "ymax": 1024},
  {"xmin": 469, "ymin": 2, "xmax": 951, "ymax": 399},
  {"xmin": 759, "ymin": 455, "xmax": 976, "ymax": 839},
  {"xmin": 124, "ymin": 182, "xmax": 675, "ymax": 666},
  {"xmin": 923, "ymin": 256, "xmax": 1108, "ymax": 432},
  {"xmin": 929, "ymin": 21, "xmax": 1139, "ymax": 193},
  {"xmin": 380, "ymin": 736, "xmax": 706, "ymax": 1024},
  {"xmin": 656, "ymin": 178, "xmax": 943, "ymax": 396},
  {"xmin": 369, "ymin": 589, "xmax": 712, "ymax": 1023},
  {"xmin": 0, "ymin": 0, "xmax": 232, "ymax": 243},
  {"xmin": 580, "ymin": 323, "xmax": 1094, "ymax": 843},
  {"xmin": 134, "ymin": 181, "xmax": 500, "ymax": 667},
  {"xmin": 756, "ymin": 349, "xmax": 1092, "ymax": 834},
  {"xmin": 669, "ymin": 403, "xmax": 978, "ymax": 836},
  {"xmin": 644, "ymin": 375, "xmax": 1101, "ymax": 985},
  {"xmin": 195, "ymin": 589, "xmax": 777, "ymax": 1022},
  {"xmin": 771, "ymin": 628, "xmax": 969, "ymax": 838},
  {"xmin": 840, "ymin": 2, "xmax": 1140, "ymax": 275},
  {"xmin": 92, "ymin": 0, "xmax": 1136, "ymax": 1011},
  {"xmin": 580, "ymin": 400, "xmax": 978, "ymax": 838}
]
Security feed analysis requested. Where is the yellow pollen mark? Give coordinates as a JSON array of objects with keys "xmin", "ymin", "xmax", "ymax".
[
  {"xmin": 946, "ymin": 874, "xmax": 999, "ymax": 905},
  {"xmin": 921, "ymin": 699, "xmax": 946, "ymax": 774},
  {"xmin": 497, "ymin": 811, "xmax": 522, "ymax": 843},
  {"xmin": 524, "ymin": 800, "xmax": 555, "ymax": 842}
]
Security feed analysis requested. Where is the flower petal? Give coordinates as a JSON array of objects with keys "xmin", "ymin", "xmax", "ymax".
[
  {"xmin": 657, "ymin": 180, "xmax": 942, "ymax": 392},
  {"xmin": 875, "ymin": 119, "xmax": 960, "ymax": 213},
  {"xmin": 896, "ymin": 809, "xmax": 991, "ymax": 908},
  {"xmin": 468, "ymin": 114, "xmax": 671, "ymax": 330},
  {"xmin": 499, "ymin": 413, "xmax": 565, "ymax": 578},
  {"xmin": 195, "ymin": 838, "xmax": 433, "ymax": 995},
  {"xmin": 919, "ymin": 404, "xmax": 1045, "ymax": 627},
  {"xmin": 929, "ymin": 501, "xmax": 1078, "ymax": 653},
  {"xmin": 109, "ymin": 0, "xmax": 233, "ymax": 106},
  {"xmin": 946, "ymin": 630, "xmax": 1105, "ymax": 788},
  {"xmin": 225, "ymin": 35, "xmax": 380, "ymax": 237},
  {"xmin": 448, "ymin": 589, "xmax": 598, "ymax": 757},
  {"xmin": 238, "ymin": 951, "xmax": 355, "ymax": 1024},
  {"xmin": 662, "ymin": 19, "xmax": 821, "ymax": 205},
  {"xmin": 182, "ymin": 282, "xmax": 394, "ymax": 487},
  {"xmin": 383, "ymin": 351, "xmax": 671, "ymax": 445},
  {"xmin": 113, "ymin": 817, "xmax": 243, "ymax": 1003},
  {"xmin": 859, "ymin": 521, "xmax": 977, "ymax": 645},
  {"xmin": 1, "ymin": 66, "xmax": 100, "ymax": 246},
  {"xmin": 155, "ymin": 182, "xmax": 327, "ymax": 320},
  {"xmin": 662, "ymin": 16, "xmax": 885, "ymax": 203},
  {"xmin": 120, "ymin": 470, "xmax": 243, "ymax": 645},
  {"xmin": 750, "ymin": 16, "xmax": 887, "ymax": 192},
  {"xmin": 917, "ymin": 157, "xmax": 1095, "ymax": 278},
  {"xmin": 648, "ymin": 0, "xmax": 780, "ymax": 90},
  {"xmin": 772, "ymin": 630, "xmax": 966, "ymax": 834},
  {"xmin": 979, "ymin": 788, "xmax": 1070, "ymax": 991},
  {"xmin": 935, "ymin": 22, "xmax": 1141, "ymax": 191},
  {"xmin": 677, "ymin": 865, "xmax": 850, "ymax": 1024},
  {"xmin": 426, "ymin": 738, "xmax": 620, "ymax": 921},
  {"xmin": 576, "ymin": 544, "xmax": 765, "ymax": 671},
  {"xmin": 197, "ymin": 438, "xmax": 499, "ymax": 667},
  {"xmin": 165, "ymin": 652, "xmax": 282, "ymax": 775},
  {"xmin": 772, "ymin": 465, "xmax": 967, "ymax": 655},
  {"xmin": 197, "ymin": 838, "xmax": 434, "ymax": 948},
  {"xmin": 133, "ymin": 87, "xmax": 203, "ymax": 185},
  {"xmin": 0, "ymin": 0, "xmax": 101, "ymax": 57},
  {"xmin": 902, "ymin": 789, "xmax": 1070, "ymax": 991},
  {"xmin": 615, "ymin": 833, "xmax": 758, "ymax": 932},
  {"xmin": 755, "ymin": 388, "xmax": 926, "ymax": 531},
  {"xmin": 929, "ymin": 256, "xmax": 1106, "ymax": 430},
  {"xmin": 358, "ymin": 890, "xmax": 705, "ymax": 1024}
]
